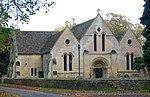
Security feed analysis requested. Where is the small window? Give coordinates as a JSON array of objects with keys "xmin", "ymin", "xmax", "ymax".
[
  {"xmin": 94, "ymin": 34, "xmax": 97, "ymax": 51},
  {"xmin": 25, "ymin": 63, "xmax": 27, "ymax": 66},
  {"xmin": 65, "ymin": 39, "xmax": 70, "ymax": 44},
  {"xmin": 16, "ymin": 61, "xmax": 20, "ymax": 66},
  {"xmin": 97, "ymin": 27, "xmax": 101, "ymax": 32},
  {"xmin": 53, "ymin": 71, "xmax": 57, "ymax": 75},
  {"xmin": 31, "ymin": 68, "xmax": 33, "ymax": 76},
  {"xmin": 52, "ymin": 58, "xmax": 57, "ymax": 65},
  {"xmin": 128, "ymin": 39, "xmax": 132, "ymax": 45},
  {"xmin": 34, "ymin": 68, "xmax": 37, "ymax": 76},
  {"xmin": 16, "ymin": 71, "xmax": 20, "ymax": 76},
  {"xmin": 69, "ymin": 53, "xmax": 73, "ymax": 71},
  {"xmin": 64, "ymin": 54, "xmax": 67, "ymax": 71},
  {"xmin": 131, "ymin": 53, "xmax": 134, "ymax": 70},
  {"xmin": 126, "ymin": 53, "xmax": 129, "ymax": 70},
  {"xmin": 102, "ymin": 33, "xmax": 105, "ymax": 51}
]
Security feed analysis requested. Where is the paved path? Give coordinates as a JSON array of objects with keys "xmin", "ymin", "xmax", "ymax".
[{"xmin": 0, "ymin": 86, "xmax": 62, "ymax": 97}]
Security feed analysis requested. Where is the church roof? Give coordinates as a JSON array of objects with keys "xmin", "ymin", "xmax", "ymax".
[
  {"xmin": 71, "ymin": 18, "xmax": 95, "ymax": 41},
  {"xmin": 15, "ymin": 17, "xmax": 128, "ymax": 55},
  {"xmin": 16, "ymin": 31, "xmax": 59, "ymax": 55},
  {"xmin": 40, "ymin": 32, "xmax": 62, "ymax": 54},
  {"xmin": 71, "ymin": 18, "xmax": 124, "ymax": 42},
  {"xmin": 113, "ymin": 32, "xmax": 125, "ymax": 42}
]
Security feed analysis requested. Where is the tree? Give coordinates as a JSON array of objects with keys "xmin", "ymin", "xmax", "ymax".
[
  {"xmin": 0, "ymin": 48, "xmax": 9, "ymax": 76},
  {"xmin": 134, "ymin": 0, "xmax": 150, "ymax": 72},
  {"xmin": 0, "ymin": 0, "xmax": 54, "ymax": 47},
  {"xmin": 105, "ymin": 13, "xmax": 143, "ymax": 44},
  {"xmin": 105, "ymin": 13, "xmax": 133, "ymax": 34},
  {"xmin": 0, "ymin": 0, "xmax": 54, "ymax": 75},
  {"xmin": 132, "ymin": 23, "xmax": 144, "ymax": 45}
]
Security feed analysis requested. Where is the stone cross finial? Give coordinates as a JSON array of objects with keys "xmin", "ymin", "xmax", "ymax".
[
  {"xmin": 72, "ymin": 18, "xmax": 75, "ymax": 24},
  {"xmin": 65, "ymin": 21, "xmax": 69, "ymax": 26},
  {"xmin": 97, "ymin": 8, "xmax": 101, "ymax": 14}
]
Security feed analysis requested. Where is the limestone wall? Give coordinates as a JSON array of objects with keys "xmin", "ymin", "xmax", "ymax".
[
  {"xmin": 3, "ymin": 78, "xmax": 150, "ymax": 90},
  {"xmin": 15, "ymin": 55, "xmax": 42, "ymax": 78},
  {"xmin": 49, "ymin": 27, "xmax": 79, "ymax": 78}
]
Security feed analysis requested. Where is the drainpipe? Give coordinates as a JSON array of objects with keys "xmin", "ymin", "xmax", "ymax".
[{"xmin": 78, "ymin": 44, "xmax": 81, "ymax": 77}]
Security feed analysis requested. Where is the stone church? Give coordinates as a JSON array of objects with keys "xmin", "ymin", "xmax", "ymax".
[{"xmin": 8, "ymin": 10, "xmax": 143, "ymax": 79}]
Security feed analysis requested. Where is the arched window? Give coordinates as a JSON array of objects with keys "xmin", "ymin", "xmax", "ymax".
[
  {"xmin": 16, "ymin": 61, "xmax": 20, "ymax": 66},
  {"xmin": 64, "ymin": 54, "xmax": 67, "ymax": 71},
  {"xmin": 31, "ymin": 68, "xmax": 33, "ymax": 76},
  {"xmin": 34, "ymin": 68, "xmax": 37, "ymax": 76},
  {"xmin": 69, "ymin": 53, "xmax": 72, "ymax": 71},
  {"xmin": 131, "ymin": 53, "xmax": 134, "ymax": 70},
  {"xmin": 102, "ymin": 33, "xmax": 105, "ymax": 51},
  {"xmin": 16, "ymin": 71, "xmax": 20, "ymax": 76},
  {"xmin": 94, "ymin": 34, "xmax": 97, "ymax": 51},
  {"xmin": 126, "ymin": 53, "xmax": 129, "ymax": 70}
]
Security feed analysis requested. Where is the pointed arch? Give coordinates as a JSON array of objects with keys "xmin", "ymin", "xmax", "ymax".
[
  {"xmin": 111, "ymin": 50, "xmax": 117, "ymax": 54},
  {"xmin": 94, "ymin": 33, "xmax": 97, "ymax": 51},
  {"xmin": 102, "ymin": 33, "xmax": 105, "ymax": 51},
  {"xmin": 16, "ymin": 61, "xmax": 20, "ymax": 66},
  {"xmin": 64, "ymin": 53, "xmax": 67, "ymax": 71},
  {"xmin": 69, "ymin": 53, "xmax": 73, "ymax": 71},
  {"xmin": 126, "ymin": 53, "xmax": 130, "ymax": 70},
  {"xmin": 34, "ymin": 68, "xmax": 37, "ymax": 76},
  {"xmin": 131, "ymin": 53, "xmax": 134, "ymax": 70},
  {"xmin": 31, "ymin": 68, "xmax": 33, "ymax": 76}
]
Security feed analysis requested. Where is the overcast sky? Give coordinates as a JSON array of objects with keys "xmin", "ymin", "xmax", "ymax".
[{"xmin": 18, "ymin": 0, "xmax": 145, "ymax": 31}]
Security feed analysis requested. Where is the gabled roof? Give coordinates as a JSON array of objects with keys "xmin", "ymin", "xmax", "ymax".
[
  {"xmin": 71, "ymin": 18, "xmax": 95, "ymax": 41},
  {"xmin": 114, "ymin": 32, "xmax": 125, "ymax": 42},
  {"xmin": 40, "ymin": 32, "xmax": 62, "ymax": 54},
  {"xmin": 15, "ymin": 16, "xmax": 131, "ymax": 55},
  {"xmin": 16, "ymin": 31, "xmax": 59, "ymax": 55},
  {"xmin": 71, "ymin": 17, "xmax": 125, "ymax": 42}
]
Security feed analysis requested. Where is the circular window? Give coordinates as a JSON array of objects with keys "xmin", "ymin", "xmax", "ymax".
[
  {"xmin": 65, "ymin": 39, "xmax": 70, "ymax": 44},
  {"xmin": 128, "ymin": 39, "xmax": 132, "ymax": 45},
  {"xmin": 97, "ymin": 27, "xmax": 101, "ymax": 32}
]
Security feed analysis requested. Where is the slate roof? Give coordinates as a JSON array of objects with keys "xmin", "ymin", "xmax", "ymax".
[
  {"xmin": 16, "ymin": 31, "xmax": 59, "ymax": 55},
  {"xmin": 15, "ymin": 18, "xmax": 126, "ymax": 55},
  {"xmin": 40, "ymin": 32, "xmax": 62, "ymax": 54},
  {"xmin": 71, "ymin": 18, "xmax": 124, "ymax": 42},
  {"xmin": 113, "ymin": 32, "xmax": 125, "ymax": 42},
  {"xmin": 71, "ymin": 18, "xmax": 95, "ymax": 41}
]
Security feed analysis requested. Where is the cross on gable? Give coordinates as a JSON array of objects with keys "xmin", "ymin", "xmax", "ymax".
[
  {"xmin": 72, "ymin": 18, "xmax": 75, "ymax": 22},
  {"xmin": 65, "ymin": 21, "xmax": 69, "ymax": 26},
  {"xmin": 97, "ymin": 8, "xmax": 101, "ymax": 14}
]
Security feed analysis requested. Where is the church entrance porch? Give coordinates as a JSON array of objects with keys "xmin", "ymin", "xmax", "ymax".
[{"xmin": 90, "ymin": 57, "xmax": 108, "ymax": 78}]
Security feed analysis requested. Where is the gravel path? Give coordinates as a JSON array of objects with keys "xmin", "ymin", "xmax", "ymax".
[{"xmin": 0, "ymin": 86, "xmax": 62, "ymax": 97}]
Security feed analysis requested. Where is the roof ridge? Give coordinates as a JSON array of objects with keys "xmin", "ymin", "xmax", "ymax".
[{"xmin": 21, "ymin": 31, "xmax": 60, "ymax": 33}]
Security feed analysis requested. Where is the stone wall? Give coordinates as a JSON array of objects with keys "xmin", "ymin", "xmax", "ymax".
[{"xmin": 3, "ymin": 78, "xmax": 150, "ymax": 90}]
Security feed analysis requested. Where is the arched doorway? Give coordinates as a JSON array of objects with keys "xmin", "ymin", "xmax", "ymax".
[{"xmin": 91, "ymin": 58, "xmax": 108, "ymax": 78}]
